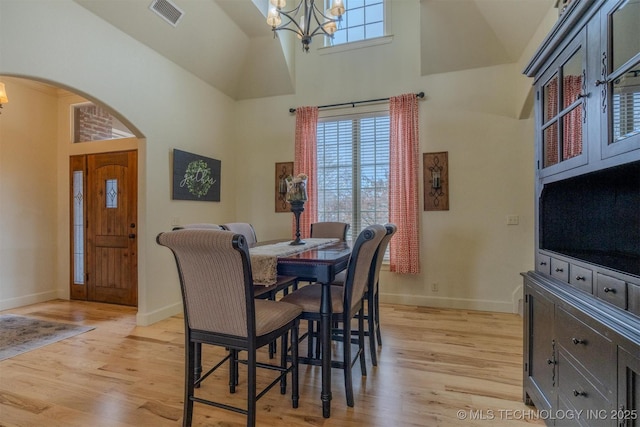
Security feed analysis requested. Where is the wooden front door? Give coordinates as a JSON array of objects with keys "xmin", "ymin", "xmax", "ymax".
[{"xmin": 70, "ymin": 151, "xmax": 138, "ymax": 306}]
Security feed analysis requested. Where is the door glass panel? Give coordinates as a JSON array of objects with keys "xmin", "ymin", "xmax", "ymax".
[
  {"xmin": 73, "ymin": 171, "xmax": 84, "ymax": 285},
  {"xmin": 562, "ymin": 104, "xmax": 583, "ymax": 160},
  {"xmin": 106, "ymin": 179, "xmax": 118, "ymax": 209},
  {"xmin": 562, "ymin": 47, "xmax": 583, "ymax": 108},
  {"xmin": 543, "ymin": 74, "xmax": 559, "ymax": 122},
  {"xmin": 544, "ymin": 123, "xmax": 559, "ymax": 167},
  {"xmin": 611, "ymin": 0, "xmax": 640, "ymax": 72},
  {"xmin": 612, "ymin": 61, "xmax": 640, "ymax": 143}
]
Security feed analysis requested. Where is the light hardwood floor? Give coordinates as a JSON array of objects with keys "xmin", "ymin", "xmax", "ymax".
[{"xmin": 0, "ymin": 300, "xmax": 544, "ymax": 426}]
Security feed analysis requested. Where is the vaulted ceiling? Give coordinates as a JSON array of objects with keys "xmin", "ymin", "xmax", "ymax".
[{"xmin": 74, "ymin": 0, "xmax": 555, "ymax": 101}]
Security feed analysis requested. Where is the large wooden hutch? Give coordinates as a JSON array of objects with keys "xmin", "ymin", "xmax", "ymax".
[{"xmin": 522, "ymin": 0, "xmax": 640, "ymax": 425}]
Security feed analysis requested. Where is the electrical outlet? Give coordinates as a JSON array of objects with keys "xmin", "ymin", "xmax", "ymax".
[
  {"xmin": 507, "ymin": 215, "xmax": 519, "ymax": 225},
  {"xmin": 431, "ymin": 283, "xmax": 439, "ymax": 292}
]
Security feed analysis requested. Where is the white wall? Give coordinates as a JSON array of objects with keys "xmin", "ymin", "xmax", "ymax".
[
  {"xmin": 0, "ymin": 79, "xmax": 59, "ymax": 309},
  {"xmin": 234, "ymin": 1, "xmax": 538, "ymax": 313},
  {"xmin": 0, "ymin": 0, "xmax": 237, "ymax": 324},
  {"xmin": 0, "ymin": 0, "xmax": 553, "ymax": 322}
]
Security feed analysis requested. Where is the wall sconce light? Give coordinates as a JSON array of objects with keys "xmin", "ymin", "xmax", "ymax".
[
  {"xmin": 275, "ymin": 162, "xmax": 294, "ymax": 212},
  {"xmin": 423, "ymin": 152, "xmax": 449, "ymax": 211},
  {"xmin": 0, "ymin": 82, "xmax": 8, "ymax": 114}
]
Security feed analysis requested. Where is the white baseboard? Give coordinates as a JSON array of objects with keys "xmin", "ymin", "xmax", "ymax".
[
  {"xmin": 136, "ymin": 301, "xmax": 182, "ymax": 326},
  {"xmin": 380, "ymin": 292, "xmax": 516, "ymax": 314},
  {"xmin": 0, "ymin": 291, "xmax": 59, "ymax": 311}
]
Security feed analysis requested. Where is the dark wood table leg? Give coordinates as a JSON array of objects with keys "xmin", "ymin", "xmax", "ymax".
[{"xmin": 320, "ymin": 281, "xmax": 332, "ymax": 418}]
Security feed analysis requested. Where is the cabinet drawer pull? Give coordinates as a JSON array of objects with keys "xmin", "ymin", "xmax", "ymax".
[
  {"xmin": 603, "ymin": 287, "xmax": 616, "ymax": 294},
  {"xmin": 546, "ymin": 358, "xmax": 556, "ymax": 365},
  {"xmin": 555, "ymin": 267, "xmax": 564, "ymax": 273},
  {"xmin": 572, "ymin": 390, "xmax": 587, "ymax": 397},
  {"xmin": 572, "ymin": 337, "xmax": 586, "ymax": 345},
  {"xmin": 540, "ymin": 261, "xmax": 547, "ymax": 266},
  {"xmin": 594, "ymin": 79, "xmax": 607, "ymax": 86},
  {"xmin": 575, "ymin": 275, "xmax": 586, "ymax": 281}
]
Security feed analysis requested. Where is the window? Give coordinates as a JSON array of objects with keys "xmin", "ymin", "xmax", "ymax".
[
  {"xmin": 326, "ymin": 0, "xmax": 385, "ymax": 47},
  {"xmin": 316, "ymin": 112, "xmax": 390, "ymax": 242},
  {"xmin": 72, "ymin": 102, "xmax": 134, "ymax": 143}
]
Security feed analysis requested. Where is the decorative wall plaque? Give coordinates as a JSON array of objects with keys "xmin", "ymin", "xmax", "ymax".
[
  {"xmin": 275, "ymin": 162, "xmax": 294, "ymax": 212},
  {"xmin": 172, "ymin": 149, "xmax": 221, "ymax": 201},
  {"xmin": 423, "ymin": 152, "xmax": 449, "ymax": 211}
]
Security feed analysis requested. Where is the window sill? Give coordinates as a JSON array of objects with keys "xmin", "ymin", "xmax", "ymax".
[{"xmin": 317, "ymin": 35, "xmax": 394, "ymax": 55}]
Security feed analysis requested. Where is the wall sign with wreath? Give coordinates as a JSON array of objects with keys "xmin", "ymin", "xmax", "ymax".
[{"xmin": 172, "ymin": 149, "xmax": 221, "ymax": 201}]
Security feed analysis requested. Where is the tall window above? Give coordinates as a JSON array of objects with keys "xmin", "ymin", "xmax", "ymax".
[
  {"xmin": 316, "ymin": 112, "xmax": 390, "ymax": 242},
  {"xmin": 72, "ymin": 103, "xmax": 134, "ymax": 143},
  {"xmin": 326, "ymin": 0, "xmax": 385, "ymax": 47}
]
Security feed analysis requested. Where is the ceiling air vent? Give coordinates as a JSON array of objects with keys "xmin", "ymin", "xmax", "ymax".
[{"xmin": 149, "ymin": 0, "xmax": 184, "ymax": 27}]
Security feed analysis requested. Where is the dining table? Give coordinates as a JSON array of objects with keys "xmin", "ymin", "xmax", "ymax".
[{"xmin": 253, "ymin": 238, "xmax": 352, "ymax": 418}]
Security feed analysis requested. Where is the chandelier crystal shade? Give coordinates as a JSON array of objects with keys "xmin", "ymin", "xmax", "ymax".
[{"xmin": 267, "ymin": 0, "xmax": 345, "ymax": 52}]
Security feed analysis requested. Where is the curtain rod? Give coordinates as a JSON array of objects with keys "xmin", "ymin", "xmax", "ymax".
[{"xmin": 288, "ymin": 91, "xmax": 425, "ymax": 114}]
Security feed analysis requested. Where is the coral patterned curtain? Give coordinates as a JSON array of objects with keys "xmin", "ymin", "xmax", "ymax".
[
  {"xmin": 389, "ymin": 94, "xmax": 420, "ymax": 274},
  {"xmin": 294, "ymin": 107, "xmax": 318, "ymax": 239},
  {"xmin": 563, "ymin": 75, "xmax": 583, "ymax": 160}
]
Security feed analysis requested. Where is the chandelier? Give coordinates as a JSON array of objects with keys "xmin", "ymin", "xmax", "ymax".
[{"xmin": 267, "ymin": 0, "xmax": 345, "ymax": 52}]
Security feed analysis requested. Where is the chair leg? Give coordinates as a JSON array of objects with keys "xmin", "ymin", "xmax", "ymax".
[
  {"xmin": 194, "ymin": 342, "xmax": 202, "ymax": 388},
  {"xmin": 280, "ymin": 331, "xmax": 288, "ymax": 394},
  {"xmin": 307, "ymin": 320, "xmax": 314, "ymax": 358},
  {"xmin": 343, "ymin": 317, "xmax": 354, "ymax": 407},
  {"xmin": 358, "ymin": 307, "xmax": 367, "ymax": 376},
  {"xmin": 229, "ymin": 349, "xmax": 237, "ymax": 393},
  {"xmin": 247, "ymin": 349, "xmax": 257, "ymax": 427},
  {"xmin": 292, "ymin": 321, "xmax": 299, "ymax": 408},
  {"xmin": 375, "ymin": 289, "xmax": 382, "ymax": 346},
  {"xmin": 367, "ymin": 294, "xmax": 378, "ymax": 366},
  {"xmin": 184, "ymin": 340, "xmax": 195, "ymax": 427}
]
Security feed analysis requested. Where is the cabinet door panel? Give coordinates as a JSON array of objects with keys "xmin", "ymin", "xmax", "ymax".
[
  {"xmin": 526, "ymin": 287, "xmax": 556, "ymax": 410},
  {"xmin": 618, "ymin": 347, "xmax": 640, "ymax": 427}
]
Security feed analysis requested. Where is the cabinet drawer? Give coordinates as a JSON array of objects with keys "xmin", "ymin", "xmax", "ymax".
[
  {"xmin": 551, "ymin": 258, "xmax": 569, "ymax": 281},
  {"xmin": 557, "ymin": 352, "xmax": 611, "ymax": 426},
  {"xmin": 536, "ymin": 253, "xmax": 551, "ymax": 274},
  {"xmin": 596, "ymin": 274, "xmax": 626, "ymax": 309},
  {"xmin": 556, "ymin": 307, "xmax": 613, "ymax": 388},
  {"xmin": 628, "ymin": 283, "xmax": 640, "ymax": 316},
  {"xmin": 570, "ymin": 265, "xmax": 593, "ymax": 294}
]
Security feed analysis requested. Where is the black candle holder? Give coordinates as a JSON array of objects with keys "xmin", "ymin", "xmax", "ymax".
[{"xmin": 289, "ymin": 200, "xmax": 306, "ymax": 245}]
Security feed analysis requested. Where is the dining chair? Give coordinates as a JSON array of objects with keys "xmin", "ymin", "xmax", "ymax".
[
  {"xmin": 310, "ymin": 221, "xmax": 350, "ymax": 241},
  {"xmin": 353, "ymin": 223, "xmax": 397, "ymax": 366},
  {"xmin": 156, "ymin": 228, "xmax": 301, "ymax": 427},
  {"xmin": 280, "ymin": 224, "xmax": 386, "ymax": 407},
  {"xmin": 173, "ymin": 223, "xmax": 224, "ymax": 230},
  {"xmin": 222, "ymin": 222, "xmax": 258, "ymax": 246},
  {"xmin": 222, "ymin": 222, "xmax": 298, "ymax": 357}
]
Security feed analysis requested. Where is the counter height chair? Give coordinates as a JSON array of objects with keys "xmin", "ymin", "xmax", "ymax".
[
  {"xmin": 310, "ymin": 221, "xmax": 350, "ymax": 241},
  {"xmin": 156, "ymin": 229, "xmax": 301, "ymax": 427},
  {"xmin": 173, "ymin": 223, "xmax": 224, "ymax": 230},
  {"xmin": 280, "ymin": 224, "xmax": 386, "ymax": 407},
  {"xmin": 331, "ymin": 223, "xmax": 397, "ymax": 366},
  {"xmin": 222, "ymin": 222, "xmax": 298, "ymax": 357},
  {"xmin": 222, "ymin": 222, "xmax": 258, "ymax": 246}
]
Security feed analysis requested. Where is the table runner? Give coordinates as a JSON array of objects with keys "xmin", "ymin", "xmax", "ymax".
[{"xmin": 250, "ymin": 238, "xmax": 339, "ymax": 285}]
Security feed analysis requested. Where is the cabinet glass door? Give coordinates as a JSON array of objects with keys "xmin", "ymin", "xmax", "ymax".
[
  {"xmin": 606, "ymin": 0, "xmax": 640, "ymax": 153},
  {"xmin": 539, "ymin": 40, "xmax": 585, "ymax": 173}
]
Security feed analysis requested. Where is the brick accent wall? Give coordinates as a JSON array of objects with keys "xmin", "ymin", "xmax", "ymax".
[{"xmin": 74, "ymin": 105, "xmax": 113, "ymax": 142}]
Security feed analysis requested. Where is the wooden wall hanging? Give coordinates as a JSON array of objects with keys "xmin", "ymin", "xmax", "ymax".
[
  {"xmin": 275, "ymin": 162, "xmax": 294, "ymax": 212},
  {"xmin": 423, "ymin": 152, "xmax": 449, "ymax": 211}
]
